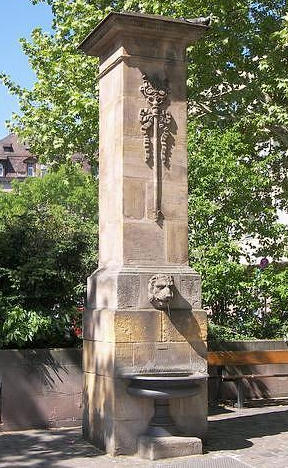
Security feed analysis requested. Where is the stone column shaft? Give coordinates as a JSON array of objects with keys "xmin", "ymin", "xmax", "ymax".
[{"xmin": 79, "ymin": 12, "xmax": 209, "ymax": 457}]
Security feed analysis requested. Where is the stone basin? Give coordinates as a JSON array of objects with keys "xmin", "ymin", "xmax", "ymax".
[
  {"xmin": 122, "ymin": 372, "xmax": 208, "ymax": 438},
  {"xmin": 123, "ymin": 372, "xmax": 208, "ymax": 399}
]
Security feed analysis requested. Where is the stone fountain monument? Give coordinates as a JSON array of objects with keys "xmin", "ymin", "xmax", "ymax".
[{"xmin": 79, "ymin": 12, "xmax": 210, "ymax": 460}]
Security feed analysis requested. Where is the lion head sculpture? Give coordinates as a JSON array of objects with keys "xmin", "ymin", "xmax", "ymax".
[{"xmin": 148, "ymin": 274, "xmax": 174, "ymax": 309}]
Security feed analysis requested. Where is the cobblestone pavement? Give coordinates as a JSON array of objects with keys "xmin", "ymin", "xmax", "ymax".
[
  {"xmin": 0, "ymin": 404, "xmax": 287, "ymax": 468},
  {"xmin": 207, "ymin": 403, "xmax": 288, "ymax": 467}
]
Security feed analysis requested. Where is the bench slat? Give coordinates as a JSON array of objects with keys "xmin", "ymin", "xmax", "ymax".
[
  {"xmin": 222, "ymin": 373, "xmax": 288, "ymax": 380},
  {"xmin": 208, "ymin": 350, "xmax": 288, "ymax": 366}
]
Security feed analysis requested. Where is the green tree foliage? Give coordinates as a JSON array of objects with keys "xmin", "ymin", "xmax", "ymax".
[
  {"xmin": 1, "ymin": 1, "xmax": 287, "ymax": 164},
  {"xmin": 1, "ymin": 1, "xmax": 288, "ymax": 340},
  {"xmin": 188, "ymin": 120, "xmax": 288, "ymax": 338},
  {"xmin": 207, "ymin": 264, "xmax": 288, "ymax": 341},
  {"xmin": 0, "ymin": 165, "xmax": 98, "ymax": 347}
]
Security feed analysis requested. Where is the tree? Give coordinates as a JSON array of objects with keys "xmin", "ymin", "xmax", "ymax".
[
  {"xmin": 1, "ymin": 1, "xmax": 288, "ymax": 338},
  {"xmin": 1, "ymin": 1, "xmax": 287, "ymax": 164},
  {"xmin": 0, "ymin": 164, "xmax": 98, "ymax": 347},
  {"xmin": 186, "ymin": 8, "xmax": 288, "ymax": 326},
  {"xmin": 187, "ymin": 122, "xmax": 288, "ymax": 335}
]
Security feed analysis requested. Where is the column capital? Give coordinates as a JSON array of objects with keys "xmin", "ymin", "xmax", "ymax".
[{"xmin": 79, "ymin": 12, "xmax": 209, "ymax": 60}]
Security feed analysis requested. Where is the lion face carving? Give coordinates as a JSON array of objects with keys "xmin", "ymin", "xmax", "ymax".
[{"xmin": 148, "ymin": 274, "xmax": 174, "ymax": 309}]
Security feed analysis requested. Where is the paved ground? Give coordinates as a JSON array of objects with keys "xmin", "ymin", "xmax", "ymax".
[
  {"xmin": 208, "ymin": 403, "xmax": 288, "ymax": 467},
  {"xmin": 0, "ymin": 404, "xmax": 288, "ymax": 467}
]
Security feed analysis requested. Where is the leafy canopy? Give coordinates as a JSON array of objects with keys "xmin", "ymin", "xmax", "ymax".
[
  {"xmin": 1, "ymin": 1, "xmax": 288, "ymax": 340},
  {"xmin": 1, "ymin": 1, "xmax": 287, "ymax": 164}
]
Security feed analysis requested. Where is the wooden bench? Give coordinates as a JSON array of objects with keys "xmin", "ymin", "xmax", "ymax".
[{"xmin": 208, "ymin": 350, "xmax": 288, "ymax": 408}]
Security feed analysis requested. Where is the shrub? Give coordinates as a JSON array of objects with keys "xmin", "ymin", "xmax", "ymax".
[{"xmin": 0, "ymin": 164, "xmax": 97, "ymax": 348}]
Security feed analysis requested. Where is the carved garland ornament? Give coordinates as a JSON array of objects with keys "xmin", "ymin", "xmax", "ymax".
[{"xmin": 139, "ymin": 74, "xmax": 172, "ymax": 221}]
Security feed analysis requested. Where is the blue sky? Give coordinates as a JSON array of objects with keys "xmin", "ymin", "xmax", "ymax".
[{"xmin": 0, "ymin": 1, "xmax": 52, "ymax": 139}]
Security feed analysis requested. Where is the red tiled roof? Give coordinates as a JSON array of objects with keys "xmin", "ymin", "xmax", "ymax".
[
  {"xmin": 0, "ymin": 134, "xmax": 35, "ymax": 159},
  {"xmin": 0, "ymin": 134, "xmax": 91, "ymax": 177}
]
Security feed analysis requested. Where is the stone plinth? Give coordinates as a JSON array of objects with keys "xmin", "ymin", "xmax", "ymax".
[
  {"xmin": 138, "ymin": 435, "xmax": 202, "ymax": 460},
  {"xmin": 79, "ymin": 12, "xmax": 209, "ymax": 457}
]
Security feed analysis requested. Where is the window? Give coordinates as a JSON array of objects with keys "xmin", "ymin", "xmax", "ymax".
[
  {"xmin": 27, "ymin": 163, "xmax": 35, "ymax": 177},
  {"xmin": 3, "ymin": 144, "xmax": 13, "ymax": 152},
  {"xmin": 0, "ymin": 163, "xmax": 4, "ymax": 177}
]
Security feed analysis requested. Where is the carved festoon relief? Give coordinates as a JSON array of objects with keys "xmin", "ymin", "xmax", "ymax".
[
  {"xmin": 148, "ymin": 274, "xmax": 174, "ymax": 309},
  {"xmin": 139, "ymin": 74, "xmax": 172, "ymax": 221},
  {"xmin": 139, "ymin": 108, "xmax": 153, "ymax": 162}
]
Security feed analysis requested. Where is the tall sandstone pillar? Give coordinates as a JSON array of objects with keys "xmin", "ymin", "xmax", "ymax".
[{"xmin": 80, "ymin": 12, "xmax": 209, "ymax": 457}]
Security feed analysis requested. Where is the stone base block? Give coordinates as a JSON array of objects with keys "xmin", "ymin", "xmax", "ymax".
[{"xmin": 138, "ymin": 435, "xmax": 202, "ymax": 460}]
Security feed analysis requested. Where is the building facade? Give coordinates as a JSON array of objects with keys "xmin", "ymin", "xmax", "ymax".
[
  {"xmin": 0, "ymin": 134, "xmax": 45, "ymax": 191},
  {"xmin": 0, "ymin": 134, "xmax": 90, "ymax": 191}
]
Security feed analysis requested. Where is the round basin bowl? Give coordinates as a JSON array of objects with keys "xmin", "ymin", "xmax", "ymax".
[{"xmin": 123, "ymin": 373, "xmax": 208, "ymax": 399}]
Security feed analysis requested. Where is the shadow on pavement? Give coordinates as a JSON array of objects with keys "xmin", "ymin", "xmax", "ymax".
[
  {"xmin": 0, "ymin": 427, "xmax": 100, "ymax": 467},
  {"xmin": 207, "ymin": 408, "xmax": 288, "ymax": 452},
  {"xmin": 1, "ymin": 408, "xmax": 288, "ymax": 466}
]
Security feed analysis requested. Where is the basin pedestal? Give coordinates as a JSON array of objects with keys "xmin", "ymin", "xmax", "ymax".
[
  {"xmin": 80, "ymin": 12, "xmax": 209, "ymax": 458},
  {"xmin": 146, "ymin": 400, "xmax": 179, "ymax": 437},
  {"xmin": 125, "ymin": 372, "xmax": 207, "ymax": 459}
]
